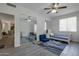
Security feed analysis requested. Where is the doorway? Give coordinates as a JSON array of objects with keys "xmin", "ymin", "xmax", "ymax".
[{"xmin": 0, "ymin": 13, "xmax": 15, "ymax": 49}]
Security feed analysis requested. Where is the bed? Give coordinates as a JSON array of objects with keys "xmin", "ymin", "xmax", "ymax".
[{"xmin": 50, "ymin": 34, "xmax": 71, "ymax": 44}]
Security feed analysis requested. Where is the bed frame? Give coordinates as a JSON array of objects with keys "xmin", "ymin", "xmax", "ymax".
[{"xmin": 50, "ymin": 35, "xmax": 71, "ymax": 44}]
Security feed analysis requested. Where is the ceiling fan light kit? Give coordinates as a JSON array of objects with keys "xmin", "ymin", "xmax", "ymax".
[
  {"xmin": 51, "ymin": 9, "xmax": 57, "ymax": 13},
  {"xmin": 44, "ymin": 3, "xmax": 67, "ymax": 14}
]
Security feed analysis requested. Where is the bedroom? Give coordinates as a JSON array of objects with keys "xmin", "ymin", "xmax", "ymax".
[{"xmin": 0, "ymin": 3, "xmax": 79, "ymax": 56}]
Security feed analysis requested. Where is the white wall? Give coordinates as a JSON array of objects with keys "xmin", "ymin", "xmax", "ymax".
[
  {"xmin": 15, "ymin": 13, "xmax": 20, "ymax": 47},
  {"xmin": 46, "ymin": 20, "xmax": 52, "ymax": 30},
  {"xmin": 20, "ymin": 18, "xmax": 35, "ymax": 37},
  {"xmin": 16, "ymin": 6, "xmax": 51, "ymax": 41},
  {"xmin": 15, "ymin": 5, "xmax": 46, "ymax": 47},
  {"xmin": 49, "ymin": 11, "xmax": 79, "ymax": 42}
]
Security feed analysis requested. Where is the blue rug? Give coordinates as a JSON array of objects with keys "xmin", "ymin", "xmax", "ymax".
[{"xmin": 39, "ymin": 40, "xmax": 67, "ymax": 56}]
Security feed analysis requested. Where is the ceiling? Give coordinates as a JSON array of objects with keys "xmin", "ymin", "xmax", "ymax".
[{"xmin": 15, "ymin": 3, "xmax": 79, "ymax": 19}]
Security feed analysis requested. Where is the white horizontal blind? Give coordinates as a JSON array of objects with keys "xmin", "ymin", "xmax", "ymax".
[
  {"xmin": 59, "ymin": 16, "xmax": 77, "ymax": 32},
  {"xmin": 59, "ymin": 19, "xmax": 67, "ymax": 31}
]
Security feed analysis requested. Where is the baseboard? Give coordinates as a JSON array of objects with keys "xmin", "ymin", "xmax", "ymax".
[{"xmin": 71, "ymin": 40, "xmax": 79, "ymax": 43}]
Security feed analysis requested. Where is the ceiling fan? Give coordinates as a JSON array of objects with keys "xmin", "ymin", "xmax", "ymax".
[{"xmin": 44, "ymin": 3, "xmax": 67, "ymax": 14}]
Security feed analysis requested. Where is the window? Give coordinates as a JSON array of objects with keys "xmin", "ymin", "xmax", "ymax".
[
  {"xmin": 59, "ymin": 16, "xmax": 77, "ymax": 32},
  {"xmin": 45, "ymin": 21, "xmax": 47, "ymax": 31},
  {"xmin": 34, "ymin": 24, "xmax": 37, "ymax": 33}
]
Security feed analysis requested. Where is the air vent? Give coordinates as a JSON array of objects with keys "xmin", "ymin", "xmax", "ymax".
[{"xmin": 6, "ymin": 3, "xmax": 16, "ymax": 8}]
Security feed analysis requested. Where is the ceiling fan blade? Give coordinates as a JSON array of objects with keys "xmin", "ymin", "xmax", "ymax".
[
  {"xmin": 52, "ymin": 3, "xmax": 55, "ymax": 5},
  {"xmin": 47, "ymin": 10, "xmax": 52, "ymax": 14},
  {"xmin": 44, "ymin": 8, "xmax": 51, "ymax": 10},
  {"xmin": 58, "ymin": 6, "xmax": 67, "ymax": 9}
]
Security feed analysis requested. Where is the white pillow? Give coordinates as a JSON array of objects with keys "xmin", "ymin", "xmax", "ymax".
[{"xmin": 50, "ymin": 33, "xmax": 54, "ymax": 36}]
